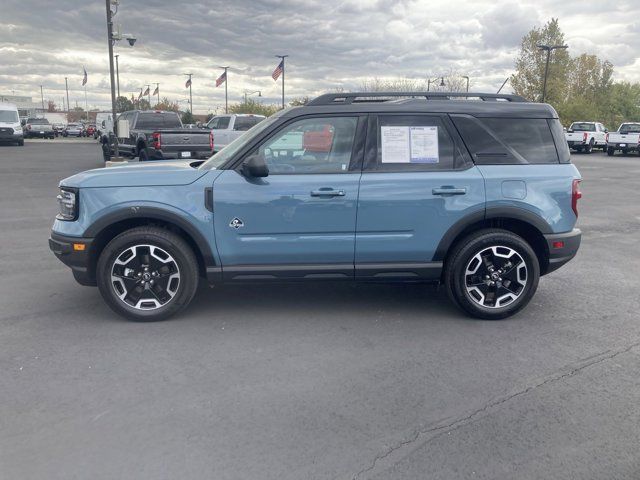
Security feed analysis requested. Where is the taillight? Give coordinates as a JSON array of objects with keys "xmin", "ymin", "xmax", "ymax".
[
  {"xmin": 572, "ymin": 179, "xmax": 582, "ymax": 218},
  {"xmin": 209, "ymin": 131, "xmax": 214, "ymax": 151},
  {"xmin": 605, "ymin": 133, "xmax": 609, "ymax": 143},
  {"xmin": 27, "ymin": 124, "xmax": 31, "ymax": 130},
  {"xmin": 582, "ymin": 132, "xmax": 588, "ymax": 142},
  {"xmin": 152, "ymin": 132, "xmax": 161, "ymax": 149}
]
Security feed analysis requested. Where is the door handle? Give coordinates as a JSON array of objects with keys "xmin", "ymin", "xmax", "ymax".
[
  {"xmin": 432, "ymin": 187, "xmax": 467, "ymax": 196},
  {"xmin": 310, "ymin": 188, "xmax": 346, "ymax": 197}
]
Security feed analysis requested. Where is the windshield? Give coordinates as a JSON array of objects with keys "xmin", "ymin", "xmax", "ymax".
[
  {"xmin": 570, "ymin": 122, "xmax": 595, "ymax": 132},
  {"xmin": 200, "ymin": 111, "xmax": 286, "ymax": 170},
  {"xmin": 0, "ymin": 110, "xmax": 19, "ymax": 123},
  {"xmin": 619, "ymin": 123, "xmax": 640, "ymax": 134}
]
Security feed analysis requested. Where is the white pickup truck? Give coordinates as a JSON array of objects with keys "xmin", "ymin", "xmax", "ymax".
[
  {"xmin": 605, "ymin": 123, "xmax": 640, "ymax": 156},
  {"xmin": 206, "ymin": 114, "xmax": 266, "ymax": 152},
  {"xmin": 565, "ymin": 122, "xmax": 607, "ymax": 153}
]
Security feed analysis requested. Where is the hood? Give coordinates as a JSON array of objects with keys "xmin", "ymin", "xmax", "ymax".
[{"xmin": 61, "ymin": 160, "xmax": 211, "ymax": 188}]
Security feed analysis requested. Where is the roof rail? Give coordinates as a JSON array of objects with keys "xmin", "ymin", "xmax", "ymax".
[{"xmin": 307, "ymin": 91, "xmax": 528, "ymax": 106}]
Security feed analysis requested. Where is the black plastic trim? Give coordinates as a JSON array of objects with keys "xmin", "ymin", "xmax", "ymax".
[
  {"xmin": 49, "ymin": 232, "xmax": 96, "ymax": 286},
  {"xmin": 543, "ymin": 228, "xmax": 581, "ymax": 274}
]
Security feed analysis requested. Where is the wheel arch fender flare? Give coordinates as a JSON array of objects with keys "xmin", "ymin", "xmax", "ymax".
[{"xmin": 433, "ymin": 206, "xmax": 552, "ymax": 262}]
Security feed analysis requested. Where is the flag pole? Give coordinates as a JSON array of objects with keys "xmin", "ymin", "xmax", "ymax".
[
  {"xmin": 155, "ymin": 83, "xmax": 160, "ymax": 105},
  {"xmin": 275, "ymin": 55, "xmax": 288, "ymax": 109},
  {"xmin": 146, "ymin": 84, "xmax": 151, "ymax": 107},
  {"xmin": 184, "ymin": 73, "xmax": 193, "ymax": 113},
  {"xmin": 224, "ymin": 67, "xmax": 229, "ymax": 114}
]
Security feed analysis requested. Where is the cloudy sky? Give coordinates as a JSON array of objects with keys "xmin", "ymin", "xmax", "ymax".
[{"xmin": 2, "ymin": 0, "xmax": 640, "ymax": 114}]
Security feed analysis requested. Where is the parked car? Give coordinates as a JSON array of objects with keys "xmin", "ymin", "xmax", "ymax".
[
  {"xmin": 85, "ymin": 124, "xmax": 96, "ymax": 137},
  {"xmin": 64, "ymin": 123, "xmax": 84, "ymax": 137},
  {"xmin": 49, "ymin": 91, "xmax": 582, "ymax": 322},
  {"xmin": 107, "ymin": 110, "xmax": 214, "ymax": 161},
  {"xmin": 95, "ymin": 112, "xmax": 113, "ymax": 140},
  {"xmin": 206, "ymin": 114, "xmax": 266, "ymax": 152},
  {"xmin": 53, "ymin": 123, "xmax": 67, "ymax": 137},
  {"xmin": 0, "ymin": 102, "xmax": 24, "ymax": 146},
  {"xmin": 565, "ymin": 121, "xmax": 607, "ymax": 153},
  {"xmin": 23, "ymin": 118, "xmax": 54, "ymax": 139},
  {"xmin": 605, "ymin": 123, "xmax": 640, "ymax": 156}
]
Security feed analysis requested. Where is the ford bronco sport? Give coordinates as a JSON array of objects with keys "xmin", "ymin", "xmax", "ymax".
[{"xmin": 49, "ymin": 92, "xmax": 582, "ymax": 321}]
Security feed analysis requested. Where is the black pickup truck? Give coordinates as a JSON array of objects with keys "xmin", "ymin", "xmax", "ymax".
[{"xmin": 108, "ymin": 110, "xmax": 213, "ymax": 161}]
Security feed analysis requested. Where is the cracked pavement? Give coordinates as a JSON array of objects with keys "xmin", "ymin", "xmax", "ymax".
[{"xmin": 1, "ymin": 143, "xmax": 639, "ymax": 480}]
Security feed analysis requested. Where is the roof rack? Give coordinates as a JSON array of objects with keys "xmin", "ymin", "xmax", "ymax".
[{"xmin": 306, "ymin": 91, "xmax": 528, "ymax": 106}]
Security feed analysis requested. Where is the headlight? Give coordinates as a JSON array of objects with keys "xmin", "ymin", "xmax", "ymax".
[
  {"xmin": 56, "ymin": 187, "xmax": 79, "ymax": 221},
  {"xmin": 13, "ymin": 127, "xmax": 22, "ymax": 134}
]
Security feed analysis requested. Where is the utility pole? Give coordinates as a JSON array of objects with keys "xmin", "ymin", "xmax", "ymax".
[
  {"xmin": 105, "ymin": 0, "xmax": 119, "ymax": 158},
  {"xmin": 275, "ymin": 55, "xmax": 288, "ymax": 109},
  {"xmin": 184, "ymin": 73, "xmax": 193, "ymax": 113},
  {"xmin": 40, "ymin": 85, "xmax": 44, "ymax": 111},
  {"xmin": 115, "ymin": 54, "xmax": 120, "ymax": 99},
  {"xmin": 65, "ymin": 77, "xmax": 70, "ymax": 117},
  {"xmin": 537, "ymin": 44, "xmax": 568, "ymax": 103}
]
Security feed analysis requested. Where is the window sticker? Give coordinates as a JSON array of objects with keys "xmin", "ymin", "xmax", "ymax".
[{"xmin": 381, "ymin": 126, "xmax": 439, "ymax": 163}]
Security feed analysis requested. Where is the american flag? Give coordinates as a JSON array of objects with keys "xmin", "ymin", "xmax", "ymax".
[
  {"xmin": 152, "ymin": 85, "xmax": 159, "ymax": 95},
  {"xmin": 143, "ymin": 86, "xmax": 150, "ymax": 96},
  {"xmin": 138, "ymin": 89, "xmax": 143, "ymax": 100},
  {"xmin": 82, "ymin": 67, "xmax": 87, "ymax": 86},
  {"xmin": 272, "ymin": 60, "xmax": 284, "ymax": 81},
  {"xmin": 215, "ymin": 71, "xmax": 226, "ymax": 87},
  {"xmin": 185, "ymin": 78, "xmax": 192, "ymax": 88}
]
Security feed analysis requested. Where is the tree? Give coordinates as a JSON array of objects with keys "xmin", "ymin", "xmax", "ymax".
[
  {"xmin": 228, "ymin": 99, "xmax": 279, "ymax": 116},
  {"xmin": 289, "ymin": 96, "xmax": 309, "ymax": 106},
  {"xmin": 138, "ymin": 99, "xmax": 151, "ymax": 111},
  {"xmin": 116, "ymin": 96, "xmax": 134, "ymax": 112},
  {"xmin": 153, "ymin": 97, "xmax": 179, "ymax": 112},
  {"xmin": 47, "ymin": 100, "xmax": 58, "ymax": 112},
  {"xmin": 511, "ymin": 18, "xmax": 571, "ymax": 103},
  {"xmin": 181, "ymin": 110, "xmax": 195, "ymax": 124}
]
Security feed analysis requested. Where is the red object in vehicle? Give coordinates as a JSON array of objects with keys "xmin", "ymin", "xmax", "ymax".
[
  {"xmin": 582, "ymin": 132, "xmax": 588, "ymax": 142},
  {"xmin": 85, "ymin": 125, "xmax": 96, "ymax": 136},
  {"xmin": 303, "ymin": 125, "xmax": 334, "ymax": 152},
  {"xmin": 152, "ymin": 132, "xmax": 162, "ymax": 149},
  {"xmin": 209, "ymin": 131, "xmax": 214, "ymax": 151},
  {"xmin": 572, "ymin": 179, "xmax": 582, "ymax": 218},
  {"xmin": 605, "ymin": 133, "xmax": 609, "ymax": 143}
]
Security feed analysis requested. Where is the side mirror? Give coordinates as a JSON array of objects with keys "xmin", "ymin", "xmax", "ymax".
[
  {"xmin": 241, "ymin": 154, "xmax": 269, "ymax": 177},
  {"xmin": 567, "ymin": 129, "xmax": 573, "ymax": 133},
  {"xmin": 604, "ymin": 129, "xmax": 608, "ymax": 133}
]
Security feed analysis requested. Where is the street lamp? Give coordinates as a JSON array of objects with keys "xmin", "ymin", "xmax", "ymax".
[
  {"xmin": 105, "ymin": 0, "xmax": 136, "ymax": 159},
  {"xmin": 243, "ymin": 90, "xmax": 262, "ymax": 103},
  {"xmin": 537, "ymin": 44, "xmax": 568, "ymax": 103},
  {"xmin": 462, "ymin": 75, "xmax": 470, "ymax": 93}
]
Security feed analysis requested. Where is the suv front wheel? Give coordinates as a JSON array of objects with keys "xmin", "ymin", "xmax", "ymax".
[
  {"xmin": 445, "ymin": 229, "xmax": 540, "ymax": 320},
  {"xmin": 96, "ymin": 227, "xmax": 199, "ymax": 321}
]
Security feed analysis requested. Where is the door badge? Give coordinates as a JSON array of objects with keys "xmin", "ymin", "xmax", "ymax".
[{"xmin": 229, "ymin": 217, "xmax": 244, "ymax": 229}]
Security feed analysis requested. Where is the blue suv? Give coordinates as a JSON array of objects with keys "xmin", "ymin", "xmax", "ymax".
[{"xmin": 49, "ymin": 92, "xmax": 582, "ymax": 321}]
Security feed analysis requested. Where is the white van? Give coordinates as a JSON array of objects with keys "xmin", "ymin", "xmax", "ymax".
[
  {"xmin": 95, "ymin": 112, "xmax": 113, "ymax": 141},
  {"xmin": 0, "ymin": 103, "xmax": 24, "ymax": 146}
]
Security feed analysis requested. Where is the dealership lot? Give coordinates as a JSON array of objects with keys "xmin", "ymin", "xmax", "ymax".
[{"xmin": 1, "ymin": 141, "xmax": 639, "ymax": 479}]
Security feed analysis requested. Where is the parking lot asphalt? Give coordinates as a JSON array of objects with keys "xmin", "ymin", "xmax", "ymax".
[{"xmin": 1, "ymin": 140, "xmax": 639, "ymax": 480}]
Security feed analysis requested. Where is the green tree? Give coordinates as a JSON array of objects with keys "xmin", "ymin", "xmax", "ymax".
[
  {"xmin": 181, "ymin": 110, "xmax": 195, "ymax": 124},
  {"xmin": 153, "ymin": 97, "xmax": 179, "ymax": 112},
  {"xmin": 138, "ymin": 99, "xmax": 151, "ymax": 110},
  {"xmin": 228, "ymin": 99, "xmax": 279, "ymax": 116},
  {"xmin": 116, "ymin": 96, "xmax": 134, "ymax": 112},
  {"xmin": 511, "ymin": 18, "xmax": 571, "ymax": 103}
]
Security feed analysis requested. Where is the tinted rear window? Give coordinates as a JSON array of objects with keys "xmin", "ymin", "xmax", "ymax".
[
  {"xmin": 135, "ymin": 112, "xmax": 182, "ymax": 129},
  {"xmin": 452, "ymin": 116, "xmax": 559, "ymax": 164},
  {"xmin": 619, "ymin": 124, "xmax": 640, "ymax": 134},
  {"xmin": 28, "ymin": 118, "xmax": 49, "ymax": 124},
  {"xmin": 233, "ymin": 116, "xmax": 263, "ymax": 131},
  {"xmin": 570, "ymin": 122, "xmax": 595, "ymax": 132}
]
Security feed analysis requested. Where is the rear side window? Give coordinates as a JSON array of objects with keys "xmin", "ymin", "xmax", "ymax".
[
  {"xmin": 368, "ymin": 115, "xmax": 470, "ymax": 172},
  {"xmin": 135, "ymin": 112, "xmax": 182, "ymax": 129},
  {"xmin": 234, "ymin": 116, "xmax": 263, "ymax": 131},
  {"xmin": 452, "ymin": 116, "xmax": 559, "ymax": 164},
  {"xmin": 548, "ymin": 118, "xmax": 570, "ymax": 163}
]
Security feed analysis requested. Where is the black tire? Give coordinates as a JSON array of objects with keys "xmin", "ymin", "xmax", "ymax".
[
  {"xmin": 96, "ymin": 226, "xmax": 199, "ymax": 321},
  {"xmin": 101, "ymin": 141, "xmax": 111, "ymax": 162},
  {"xmin": 584, "ymin": 139, "xmax": 594, "ymax": 154},
  {"xmin": 17, "ymin": 139, "xmax": 24, "ymax": 146},
  {"xmin": 575, "ymin": 146, "xmax": 583, "ymax": 153},
  {"xmin": 138, "ymin": 147, "xmax": 149, "ymax": 161},
  {"xmin": 444, "ymin": 229, "xmax": 540, "ymax": 320},
  {"xmin": 607, "ymin": 147, "xmax": 615, "ymax": 156}
]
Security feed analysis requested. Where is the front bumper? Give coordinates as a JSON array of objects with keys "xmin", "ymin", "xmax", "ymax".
[
  {"xmin": 0, "ymin": 130, "xmax": 22, "ymax": 141},
  {"xmin": 49, "ymin": 232, "xmax": 96, "ymax": 286},
  {"xmin": 543, "ymin": 228, "xmax": 581, "ymax": 274}
]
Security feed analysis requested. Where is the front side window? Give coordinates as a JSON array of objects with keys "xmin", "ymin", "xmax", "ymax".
[
  {"xmin": 234, "ymin": 116, "xmax": 263, "ymax": 131},
  {"xmin": 249, "ymin": 116, "xmax": 358, "ymax": 174}
]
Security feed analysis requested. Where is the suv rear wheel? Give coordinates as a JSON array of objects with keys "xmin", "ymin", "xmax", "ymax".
[
  {"xmin": 96, "ymin": 227, "xmax": 199, "ymax": 321},
  {"xmin": 444, "ymin": 229, "xmax": 540, "ymax": 320}
]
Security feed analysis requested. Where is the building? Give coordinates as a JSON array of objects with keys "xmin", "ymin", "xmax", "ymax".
[{"xmin": 0, "ymin": 94, "xmax": 45, "ymax": 119}]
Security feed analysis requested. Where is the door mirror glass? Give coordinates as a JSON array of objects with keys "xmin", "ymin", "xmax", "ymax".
[{"xmin": 241, "ymin": 154, "xmax": 269, "ymax": 177}]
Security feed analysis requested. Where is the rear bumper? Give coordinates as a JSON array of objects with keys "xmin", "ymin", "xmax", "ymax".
[
  {"xmin": 147, "ymin": 147, "xmax": 213, "ymax": 160},
  {"xmin": 607, "ymin": 143, "xmax": 640, "ymax": 151},
  {"xmin": 49, "ymin": 232, "xmax": 96, "ymax": 286},
  {"xmin": 543, "ymin": 228, "xmax": 581, "ymax": 274}
]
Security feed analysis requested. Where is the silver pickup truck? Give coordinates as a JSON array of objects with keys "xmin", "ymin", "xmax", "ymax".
[
  {"xmin": 23, "ymin": 118, "xmax": 55, "ymax": 139},
  {"xmin": 206, "ymin": 114, "xmax": 266, "ymax": 152},
  {"xmin": 606, "ymin": 123, "xmax": 640, "ymax": 156}
]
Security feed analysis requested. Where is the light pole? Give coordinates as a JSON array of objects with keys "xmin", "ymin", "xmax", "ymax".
[
  {"xmin": 115, "ymin": 54, "xmax": 120, "ymax": 99},
  {"xmin": 40, "ymin": 85, "xmax": 44, "ymax": 111},
  {"xmin": 243, "ymin": 90, "xmax": 261, "ymax": 103},
  {"xmin": 65, "ymin": 77, "xmax": 70, "ymax": 116},
  {"xmin": 462, "ymin": 75, "xmax": 470, "ymax": 93},
  {"xmin": 537, "ymin": 44, "xmax": 568, "ymax": 103}
]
